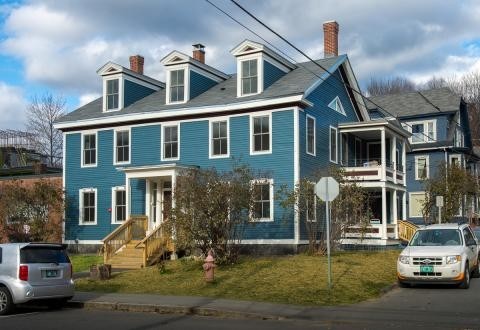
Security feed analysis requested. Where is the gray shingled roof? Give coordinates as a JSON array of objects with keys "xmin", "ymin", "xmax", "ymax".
[
  {"xmin": 366, "ymin": 87, "xmax": 462, "ymax": 118},
  {"xmin": 56, "ymin": 56, "xmax": 342, "ymax": 124}
]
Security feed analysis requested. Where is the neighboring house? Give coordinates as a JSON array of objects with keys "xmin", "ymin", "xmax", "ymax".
[
  {"xmin": 368, "ymin": 88, "xmax": 480, "ymax": 224},
  {"xmin": 54, "ymin": 21, "xmax": 410, "ymax": 256}
]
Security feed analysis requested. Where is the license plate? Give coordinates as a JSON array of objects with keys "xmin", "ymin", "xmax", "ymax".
[
  {"xmin": 420, "ymin": 265, "xmax": 434, "ymax": 273},
  {"xmin": 46, "ymin": 270, "xmax": 58, "ymax": 278}
]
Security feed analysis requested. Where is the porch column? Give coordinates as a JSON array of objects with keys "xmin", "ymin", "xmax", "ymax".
[
  {"xmin": 392, "ymin": 190, "xmax": 398, "ymax": 239},
  {"xmin": 382, "ymin": 187, "xmax": 387, "ymax": 239},
  {"xmin": 392, "ymin": 135, "xmax": 397, "ymax": 184},
  {"xmin": 402, "ymin": 141, "xmax": 406, "ymax": 181},
  {"xmin": 381, "ymin": 128, "xmax": 386, "ymax": 181},
  {"xmin": 126, "ymin": 175, "xmax": 131, "ymax": 217},
  {"xmin": 402, "ymin": 191, "xmax": 407, "ymax": 220}
]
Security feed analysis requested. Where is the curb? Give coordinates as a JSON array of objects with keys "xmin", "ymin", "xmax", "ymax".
[{"xmin": 66, "ymin": 300, "xmax": 285, "ymax": 320}]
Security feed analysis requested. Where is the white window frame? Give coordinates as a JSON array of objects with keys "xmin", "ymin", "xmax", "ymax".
[
  {"xmin": 79, "ymin": 188, "xmax": 97, "ymax": 225},
  {"xmin": 111, "ymin": 186, "xmax": 127, "ymax": 224},
  {"xmin": 327, "ymin": 96, "xmax": 346, "ymax": 116},
  {"xmin": 329, "ymin": 126, "xmax": 338, "ymax": 164},
  {"xmin": 237, "ymin": 53, "xmax": 264, "ymax": 97},
  {"xmin": 409, "ymin": 192, "xmax": 425, "ymax": 218},
  {"xmin": 161, "ymin": 122, "xmax": 180, "ymax": 161},
  {"xmin": 81, "ymin": 131, "xmax": 98, "ymax": 168},
  {"xmin": 113, "ymin": 128, "xmax": 131, "ymax": 165},
  {"xmin": 405, "ymin": 120, "xmax": 436, "ymax": 144},
  {"xmin": 449, "ymin": 154, "xmax": 462, "ymax": 167},
  {"xmin": 415, "ymin": 155, "xmax": 429, "ymax": 180},
  {"xmin": 250, "ymin": 179, "xmax": 274, "ymax": 222},
  {"xmin": 250, "ymin": 113, "xmax": 272, "ymax": 155},
  {"xmin": 165, "ymin": 65, "xmax": 189, "ymax": 105},
  {"xmin": 168, "ymin": 68, "xmax": 186, "ymax": 104},
  {"xmin": 209, "ymin": 117, "xmax": 230, "ymax": 159},
  {"xmin": 306, "ymin": 114, "xmax": 316, "ymax": 156},
  {"xmin": 102, "ymin": 76, "xmax": 124, "ymax": 112}
]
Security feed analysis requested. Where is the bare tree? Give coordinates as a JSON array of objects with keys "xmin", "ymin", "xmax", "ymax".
[
  {"xmin": 366, "ymin": 76, "xmax": 416, "ymax": 96},
  {"xmin": 26, "ymin": 93, "xmax": 65, "ymax": 167},
  {"xmin": 421, "ymin": 76, "xmax": 448, "ymax": 90}
]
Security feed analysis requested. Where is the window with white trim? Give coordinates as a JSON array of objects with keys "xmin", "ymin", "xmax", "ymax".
[
  {"xmin": 329, "ymin": 126, "xmax": 338, "ymax": 163},
  {"xmin": 454, "ymin": 127, "xmax": 464, "ymax": 147},
  {"xmin": 169, "ymin": 69, "xmax": 185, "ymax": 103},
  {"xmin": 406, "ymin": 120, "xmax": 436, "ymax": 144},
  {"xmin": 252, "ymin": 179, "xmax": 273, "ymax": 221},
  {"xmin": 409, "ymin": 192, "xmax": 425, "ymax": 218},
  {"xmin": 79, "ymin": 188, "xmax": 96, "ymax": 225},
  {"xmin": 450, "ymin": 155, "xmax": 461, "ymax": 167},
  {"xmin": 112, "ymin": 186, "xmax": 126, "ymax": 223},
  {"xmin": 328, "ymin": 96, "xmax": 346, "ymax": 115},
  {"xmin": 115, "ymin": 130, "xmax": 130, "ymax": 164},
  {"xmin": 241, "ymin": 59, "xmax": 258, "ymax": 95},
  {"xmin": 162, "ymin": 125, "xmax": 179, "ymax": 160},
  {"xmin": 210, "ymin": 120, "xmax": 228, "ymax": 157},
  {"xmin": 415, "ymin": 156, "xmax": 429, "ymax": 180},
  {"xmin": 252, "ymin": 115, "xmax": 270, "ymax": 153},
  {"xmin": 106, "ymin": 79, "xmax": 119, "ymax": 111},
  {"xmin": 306, "ymin": 115, "xmax": 315, "ymax": 156},
  {"xmin": 82, "ymin": 133, "xmax": 97, "ymax": 166}
]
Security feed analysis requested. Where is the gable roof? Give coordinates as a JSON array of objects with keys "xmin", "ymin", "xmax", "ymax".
[
  {"xmin": 367, "ymin": 87, "xmax": 462, "ymax": 118},
  {"xmin": 97, "ymin": 61, "xmax": 165, "ymax": 88},
  {"xmin": 55, "ymin": 55, "xmax": 358, "ymax": 129}
]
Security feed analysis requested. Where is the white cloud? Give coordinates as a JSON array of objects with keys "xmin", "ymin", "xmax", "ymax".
[
  {"xmin": 0, "ymin": 83, "xmax": 27, "ymax": 130},
  {"xmin": 78, "ymin": 93, "xmax": 100, "ymax": 107}
]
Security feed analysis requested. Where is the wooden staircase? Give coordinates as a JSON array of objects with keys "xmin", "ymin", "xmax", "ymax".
[
  {"xmin": 397, "ymin": 220, "xmax": 419, "ymax": 242},
  {"xmin": 102, "ymin": 215, "xmax": 174, "ymax": 269}
]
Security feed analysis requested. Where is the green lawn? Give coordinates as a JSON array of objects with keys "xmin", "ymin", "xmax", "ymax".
[
  {"xmin": 74, "ymin": 250, "xmax": 400, "ymax": 306},
  {"xmin": 70, "ymin": 254, "xmax": 103, "ymax": 272}
]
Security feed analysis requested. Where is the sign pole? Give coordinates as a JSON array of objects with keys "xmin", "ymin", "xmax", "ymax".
[{"xmin": 326, "ymin": 199, "xmax": 331, "ymax": 289}]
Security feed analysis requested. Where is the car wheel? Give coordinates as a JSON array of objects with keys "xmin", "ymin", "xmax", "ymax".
[
  {"xmin": 472, "ymin": 257, "xmax": 480, "ymax": 278},
  {"xmin": 398, "ymin": 279, "xmax": 410, "ymax": 288},
  {"xmin": 0, "ymin": 287, "xmax": 14, "ymax": 316},
  {"xmin": 459, "ymin": 262, "xmax": 470, "ymax": 289}
]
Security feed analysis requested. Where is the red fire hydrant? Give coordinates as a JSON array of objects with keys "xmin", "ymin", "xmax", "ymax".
[{"xmin": 202, "ymin": 250, "xmax": 216, "ymax": 282}]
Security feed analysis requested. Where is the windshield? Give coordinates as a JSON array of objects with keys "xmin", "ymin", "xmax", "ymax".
[{"xmin": 409, "ymin": 229, "xmax": 462, "ymax": 246}]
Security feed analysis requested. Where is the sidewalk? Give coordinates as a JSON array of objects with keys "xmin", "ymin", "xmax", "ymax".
[{"xmin": 68, "ymin": 291, "xmax": 309, "ymax": 320}]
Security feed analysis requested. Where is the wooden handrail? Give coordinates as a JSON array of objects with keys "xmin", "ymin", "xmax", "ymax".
[
  {"xmin": 136, "ymin": 224, "xmax": 173, "ymax": 267},
  {"xmin": 101, "ymin": 218, "xmax": 135, "ymax": 243}
]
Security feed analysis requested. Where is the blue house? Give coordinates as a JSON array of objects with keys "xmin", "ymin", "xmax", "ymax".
[
  {"xmin": 368, "ymin": 88, "xmax": 480, "ymax": 224},
  {"xmin": 55, "ymin": 21, "xmax": 410, "ymax": 262}
]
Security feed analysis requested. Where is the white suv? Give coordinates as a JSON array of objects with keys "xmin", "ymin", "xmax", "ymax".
[{"xmin": 397, "ymin": 223, "xmax": 480, "ymax": 289}]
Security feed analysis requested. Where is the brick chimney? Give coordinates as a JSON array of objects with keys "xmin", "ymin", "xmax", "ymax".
[
  {"xmin": 323, "ymin": 21, "xmax": 339, "ymax": 58},
  {"xmin": 129, "ymin": 55, "xmax": 144, "ymax": 75},
  {"xmin": 192, "ymin": 43, "xmax": 205, "ymax": 63}
]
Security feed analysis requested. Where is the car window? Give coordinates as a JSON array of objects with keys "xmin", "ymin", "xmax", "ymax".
[
  {"xmin": 463, "ymin": 228, "xmax": 476, "ymax": 245},
  {"xmin": 20, "ymin": 246, "xmax": 70, "ymax": 264},
  {"xmin": 0, "ymin": 247, "xmax": 2, "ymax": 264},
  {"xmin": 410, "ymin": 229, "xmax": 461, "ymax": 246}
]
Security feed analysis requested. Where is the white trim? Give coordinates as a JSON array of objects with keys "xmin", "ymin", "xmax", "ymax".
[
  {"xmin": 111, "ymin": 186, "xmax": 127, "ymax": 224},
  {"xmin": 409, "ymin": 191, "xmax": 425, "ymax": 218},
  {"xmin": 293, "ymin": 107, "xmax": 300, "ymax": 244},
  {"xmin": 80, "ymin": 131, "xmax": 98, "ymax": 168},
  {"xmin": 237, "ymin": 55, "xmax": 263, "ymax": 97},
  {"xmin": 230, "ymin": 39, "xmax": 296, "ymax": 70},
  {"xmin": 64, "ymin": 240, "xmax": 103, "ymax": 245},
  {"xmin": 161, "ymin": 122, "xmax": 180, "ymax": 161},
  {"xmin": 329, "ymin": 126, "xmax": 338, "ymax": 163},
  {"xmin": 449, "ymin": 154, "xmax": 462, "ymax": 167},
  {"xmin": 306, "ymin": 114, "xmax": 316, "ymax": 156},
  {"xmin": 328, "ymin": 96, "xmax": 347, "ymax": 116},
  {"xmin": 414, "ymin": 155, "xmax": 429, "ymax": 180},
  {"xmin": 102, "ymin": 76, "xmax": 123, "ymax": 112},
  {"xmin": 62, "ymin": 132, "xmax": 66, "ymax": 243},
  {"xmin": 79, "ymin": 188, "xmax": 97, "ymax": 225},
  {"xmin": 97, "ymin": 61, "xmax": 164, "ymax": 88},
  {"xmin": 240, "ymin": 239, "xmax": 301, "ymax": 245},
  {"xmin": 166, "ymin": 66, "xmax": 189, "ymax": 105},
  {"xmin": 113, "ymin": 127, "xmax": 131, "ymax": 165},
  {"xmin": 208, "ymin": 117, "xmax": 230, "ymax": 159},
  {"xmin": 404, "ymin": 119, "xmax": 436, "ymax": 144},
  {"xmin": 250, "ymin": 112, "xmax": 272, "ymax": 155},
  {"xmin": 54, "ymin": 95, "xmax": 310, "ymax": 130},
  {"xmin": 160, "ymin": 50, "xmax": 229, "ymax": 80},
  {"xmin": 251, "ymin": 179, "xmax": 274, "ymax": 222}
]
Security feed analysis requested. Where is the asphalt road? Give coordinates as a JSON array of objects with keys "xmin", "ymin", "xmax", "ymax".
[{"xmin": 2, "ymin": 279, "xmax": 480, "ymax": 330}]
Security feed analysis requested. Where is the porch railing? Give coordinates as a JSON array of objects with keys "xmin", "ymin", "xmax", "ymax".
[
  {"xmin": 397, "ymin": 220, "xmax": 418, "ymax": 242},
  {"xmin": 102, "ymin": 215, "xmax": 147, "ymax": 264},
  {"xmin": 136, "ymin": 224, "xmax": 173, "ymax": 267}
]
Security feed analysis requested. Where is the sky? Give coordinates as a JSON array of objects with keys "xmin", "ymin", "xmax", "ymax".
[{"xmin": 0, "ymin": 0, "xmax": 480, "ymax": 130}]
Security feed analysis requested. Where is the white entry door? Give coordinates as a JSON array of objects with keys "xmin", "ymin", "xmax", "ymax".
[{"xmin": 149, "ymin": 180, "xmax": 172, "ymax": 231}]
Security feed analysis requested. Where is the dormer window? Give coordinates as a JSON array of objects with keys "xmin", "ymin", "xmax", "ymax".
[
  {"xmin": 169, "ymin": 69, "xmax": 185, "ymax": 103},
  {"xmin": 241, "ymin": 59, "xmax": 258, "ymax": 95},
  {"xmin": 106, "ymin": 79, "xmax": 119, "ymax": 110}
]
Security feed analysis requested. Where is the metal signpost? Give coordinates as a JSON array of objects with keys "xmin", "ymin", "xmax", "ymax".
[
  {"xmin": 315, "ymin": 177, "xmax": 339, "ymax": 289},
  {"xmin": 436, "ymin": 196, "xmax": 444, "ymax": 224}
]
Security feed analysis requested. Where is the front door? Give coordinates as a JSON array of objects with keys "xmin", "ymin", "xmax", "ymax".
[{"xmin": 149, "ymin": 180, "xmax": 172, "ymax": 231}]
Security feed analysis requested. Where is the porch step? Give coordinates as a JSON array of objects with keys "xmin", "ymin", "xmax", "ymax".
[{"xmin": 107, "ymin": 240, "xmax": 145, "ymax": 269}]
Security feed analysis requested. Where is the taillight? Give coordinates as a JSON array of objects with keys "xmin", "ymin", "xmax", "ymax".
[
  {"xmin": 69, "ymin": 263, "xmax": 73, "ymax": 279},
  {"xmin": 19, "ymin": 265, "xmax": 28, "ymax": 281}
]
